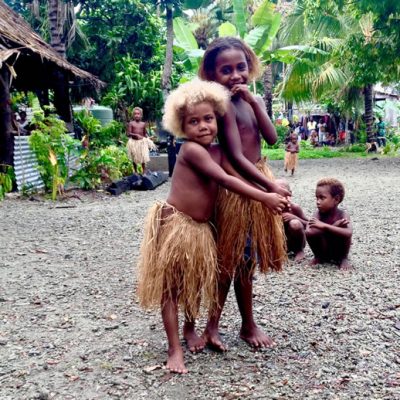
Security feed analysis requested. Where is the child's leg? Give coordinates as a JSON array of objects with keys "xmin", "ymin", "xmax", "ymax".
[
  {"xmin": 203, "ymin": 266, "xmax": 232, "ymax": 352},
  {"xmin": 234, "ymin": 262, "xmax": 275, "ymax": 348},
  {"xmin": 330, "ymin": 234, "xmax": 352, "ymax": 271},
  {"xmin": 287, "ymin": 219, "xmax": 306, "ymax": 261},
  {"xmin": 161, "ymin": 289, "xmax": 188, "ymax": 374},
  {"xmin": 291, "ymin": 168, "xmax": 295, "ymax": 176},
  {"xmin": 132, "ymin": 162, "xmax": 138, "ymax": 174},
  {"xmin": 183, "ymin": 294, "xmax": 205, "ymax": 353},
  {"xmin": 141, "ymin": 163, "xmax": 146, "ymax": 174},
  {"xmin": 306, "ymin": 227, "xmax": 329, "ymax": 265}
]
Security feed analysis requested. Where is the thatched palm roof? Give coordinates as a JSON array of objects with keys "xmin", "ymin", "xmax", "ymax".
[{"xmin": 0, "ymin": 1, "xmax": 103, "ymax": 88}]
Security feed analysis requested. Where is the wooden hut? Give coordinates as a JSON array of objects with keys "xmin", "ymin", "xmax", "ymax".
[{"xmin": 0, "ymin": 1, "xmax": 103, "ymax": 167}]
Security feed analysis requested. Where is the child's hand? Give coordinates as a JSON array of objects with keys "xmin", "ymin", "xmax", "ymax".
[
  {"xmin": 269, "ymin": 181, "xmax": 291, "ymax": 198},
  {"xmin": 282, "ymin": 212, "xmax": 296, "ymax": 223},
  {"xmin": 263, "ymin": 193, "xmax": 288, "ymax": 214},
  {"xmin": 231, "ymin": 84, "xmax": 254, "ymax": 103},
  {"xmin": 333, "ymin": 218, "xmax": 349, "ymax": 227},
  {"xmin": 308, "ymin": 217, "xmax": 325, "ymax": 230}
]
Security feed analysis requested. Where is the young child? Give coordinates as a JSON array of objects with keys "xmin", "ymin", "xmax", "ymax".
[
  {"xmin": 276, "ymin": 179, "xmax": 308, "ymax": 262},
  {"xmin": 306, "ymin": 178, "xmax": 352, "ymax": 271},
  {"xmin": 126, "ymin": 107, "xmax": 155, "ymax": 174},
  {"xmin": 284, "ymin": 133, "xmax": 299, "ymax": 175},
  {"xmin": 309, "ymin": 129, "xmax": 318, "ymax": 147},
  {"xmin": 198, "ymin": 36, "xmax": 290, "ymax": 351},
  {"xmin": 137, "ymin": 79, "xmax": 288, "ymax": 374}
]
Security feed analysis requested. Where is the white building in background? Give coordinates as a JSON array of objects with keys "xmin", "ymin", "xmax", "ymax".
[{"xmin": 374, "ymin": 83, "xmax": 399, "ymax": 128}]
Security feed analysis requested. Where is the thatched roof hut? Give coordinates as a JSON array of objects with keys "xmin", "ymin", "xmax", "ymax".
[
  {"xmin": 0, "ymin": 1, "xmax": 103, "ymax": 90},
  {"xmin": 0, "ymin": 1, "xmax": 103, "ymax": 167}
]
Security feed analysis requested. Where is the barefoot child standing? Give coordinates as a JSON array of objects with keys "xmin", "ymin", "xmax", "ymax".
[
  {"xmin": 284, "ymin": 133, "xmax": 300, "ymax": 176},
  {"xmin": 306, "ymin": 178, "xmax": 353, "ymax": 270},
  {"xmin": 137, "ymin": 80, "xmax": 287, "ymax": 374},
  {"xmin": 126, "ymin": 107, "xmax": 155, "ymax": 174},
  {"xmin": 198, "ymin": 37, "xmax": 290, "ymax": 351}
]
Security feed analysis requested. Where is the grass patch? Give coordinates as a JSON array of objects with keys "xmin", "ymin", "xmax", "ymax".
[{"xmin": 263, "ymin": 146, "xmax": 371, "ymax": 161}]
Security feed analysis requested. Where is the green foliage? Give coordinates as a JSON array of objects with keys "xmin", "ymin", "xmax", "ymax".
[
  {"xmin": 263, "ymin": 145, "xmax": 369, "ymax": 160},
  {"xmin": 262, "ymin": 123, "xmax": 288, "ymax": 150},
  {"xmin": 74, "ymin": 112, "xmax": 126, "ymax": 148},
  {"xmin": 0, "ymin": 165, "xmax": 14, "ymax": 201},
  {"xmin": 96, "ymin": 121, "xmax": 127, "ymax": 147},
  {"xmin": 71, "ymin": 145, "xmax": 133, "ymax": 190},
  {"xmin": 382, "ymin": 141, "xmax": 400, "ymax": 156},
  {"xmin": 102, "ymin": 55, "xmax": 171, "ymax": 122},
  {"xmin": 68, "ymin": 0, "xmax": 164, "ymax": 93},
  {"xmin": 342, "ymin": 144, "xmax": 367, "ymax": 152},
  {"xmin": 74, "ymin": 111, "xmax": 102, "ymax": 138},
  {"xmin": 29, "ymin": 112, "xmax": 82, "ymax": 193},
  {"xmin": 355, "ymin": 129, "xmax": 367, "ymax": 144}
]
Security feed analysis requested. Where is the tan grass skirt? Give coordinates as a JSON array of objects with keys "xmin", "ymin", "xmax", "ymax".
[
  {"xmin": 137, "ymin": 202, "xmax": 218, "ymax": 318},
  {"xmin": 284, "ymin": 152, "xmax": 298, "ymax": 171},
  {"xmin": 216, "ymin": 159, "xmax": 286, "ymax": 277},
  {"xmin": 127, "ymin": 138, "xmax": 154, "ymax": 164}
]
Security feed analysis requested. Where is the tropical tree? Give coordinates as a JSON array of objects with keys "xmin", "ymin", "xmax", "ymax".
[{"xmin": 285, "ymin": 0, "xmax": 400, "ymax": 140}]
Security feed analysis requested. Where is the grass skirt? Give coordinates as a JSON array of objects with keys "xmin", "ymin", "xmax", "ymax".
[
  {"xmin": 127, "ymin": 138, "xmax": 155, "ymax": 164},
  {"xmin": 284, "ymin": 152, "xmax": 298, "ymax": 171},
  {"xmin": 216, "ymin": 159, "xmax": 286, "ymax": 277},
  {"xmin": 137, "ymin": 202, "xmax": 218, "ymax": 318}
]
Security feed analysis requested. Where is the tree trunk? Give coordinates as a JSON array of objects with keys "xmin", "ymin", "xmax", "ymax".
[
  {"xmin": 364, "ymin": 84, "xmax": 374, "ymax": 141},
  {"xmin": 161, "ymin": 3, "xmax": 173, "ymax": 100},
  {"xmin": 263, "ymin": 64, "xmax": 273, "ymax": 119},
  {"xmin": 49, "ymin": 0, "xmax": 66, "ymax": 58},
  {"xmin": 0, "ymin": 67, "xmax": 14, "ymax": 168},
  {"xmin": 48, "ymin": 0, "xmax": 73, "ymax": 128}
]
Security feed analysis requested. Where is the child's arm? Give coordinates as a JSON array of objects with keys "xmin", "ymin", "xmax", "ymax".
[
  {"xmin": 232, "ymin": 85, "xmax": 277, "ymax": 144},
  {"xmin": 126, "ymin": 123, "xmax": 132, "ymax": 138},
  {"xmin": 283, "ymin": 204, "xmax": 308, "ymax": 227},
  {"xmin": 221, "ymin": 104, "xmax": 291, "ymax": 198},
  {"xmin": 184, "ymin": 142, "xmax": 288, "ymax": 213},
  {"xmin": 308, "ymin": 213, "xmax": 352, "ymax": 238}
]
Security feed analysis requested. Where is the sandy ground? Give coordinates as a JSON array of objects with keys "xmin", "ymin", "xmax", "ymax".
[{"xmin": 1, "ymin": 157, "xmax": 400, "ymax": 400}]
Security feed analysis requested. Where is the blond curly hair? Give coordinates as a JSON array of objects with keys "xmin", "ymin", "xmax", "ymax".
[{"xmin": 162, "ymin": 79, "xmax": 230, "ymax": 138}]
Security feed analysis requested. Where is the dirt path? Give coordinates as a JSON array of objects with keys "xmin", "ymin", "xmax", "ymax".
[{"xmin": 1, "ymin": 157, "xmax": 400, "ymax": 399}]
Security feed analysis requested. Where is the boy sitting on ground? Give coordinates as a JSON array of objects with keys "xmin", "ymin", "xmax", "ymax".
[{"xmin": 306, "ymin": 178, "xmax": 352, "ymax": 271}]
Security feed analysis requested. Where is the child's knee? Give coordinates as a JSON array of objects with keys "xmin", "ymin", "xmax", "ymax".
[
  {"xmin": 289, "ymin": 219, "xmax": 303, "ymax": 232},
  {"xmin": 305, "ymin": 227, "xmax": 319, "ymax": 239}
]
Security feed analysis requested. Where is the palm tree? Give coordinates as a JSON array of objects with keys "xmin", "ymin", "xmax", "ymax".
[{"xmin": 155, "ymin": 0, "xmax": 184, "ymax": 99}]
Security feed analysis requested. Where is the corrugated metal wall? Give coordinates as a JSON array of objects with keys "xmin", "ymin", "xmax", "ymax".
[
  {"xmin": 13, "ymin": 134, "xmax": 80, "ymax": 192},
  {"xmin": 13, "ymin": 135, "xmax": 44, "ymax": 191}
]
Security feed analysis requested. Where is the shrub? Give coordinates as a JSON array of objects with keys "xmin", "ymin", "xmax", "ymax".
[
  {"xmin": 71, "ymin": 145, "xmax": 133, "ymax": 190},
  {"xmin": 0, "ymin": 165, "xmax": 14, "ymax": 200},
  {"xmin": 29, "ymin": 112, "xmax": 82, "ymax": 196}
]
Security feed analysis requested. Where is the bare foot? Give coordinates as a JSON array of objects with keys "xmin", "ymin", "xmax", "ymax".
[
  {"xmin": 239, "ymin": 324, "xmax": 276, "ymax": 348},
  {"xmin": 183, "ymin": 324, "xmax": 205, "ymax": 353},
  {"xmin": 339, "ymin": 258, "xmax": 352, "ymax": 271},
  {"xmin": 308, "ymin": 257, "xmax": 321, "ymax": 267},
  {"xmin": 294, "ymin": 250, "xmax": 305, "ymax": 262},
  {"xmin": 166, "ymin": 347, "xmax": 188, "ymax": 374},
  {"xmin": 202, "ymin": 326, "xmax": 228, "ymax": 352}
]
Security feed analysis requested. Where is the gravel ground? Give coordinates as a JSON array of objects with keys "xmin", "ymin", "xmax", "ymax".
[{"xmin": 1, "ymin": 157, "xmax": 400, "ymax": 400}]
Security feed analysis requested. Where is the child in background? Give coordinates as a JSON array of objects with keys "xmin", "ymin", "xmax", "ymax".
[
  {"xmin": 126, "ymin": 107, "xmax": 155, "ymax": 174},
  {"xmin": 276, "ymin": 179, "xmax": 308, "ymax": 262},
  {"xmin": 284, "ymin": 133, "xmax": 299, "ymax": 176},
  {"xmin": 199, "ymin": 36, "xmax": 289, "ymax": 351},
  {"xmin": 137, "ymin": 79, "xmax": 287, "ymax": 374},
  {"xmin": 306, "ymin": 178, "xmax": 352, "ymax": 271}
]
